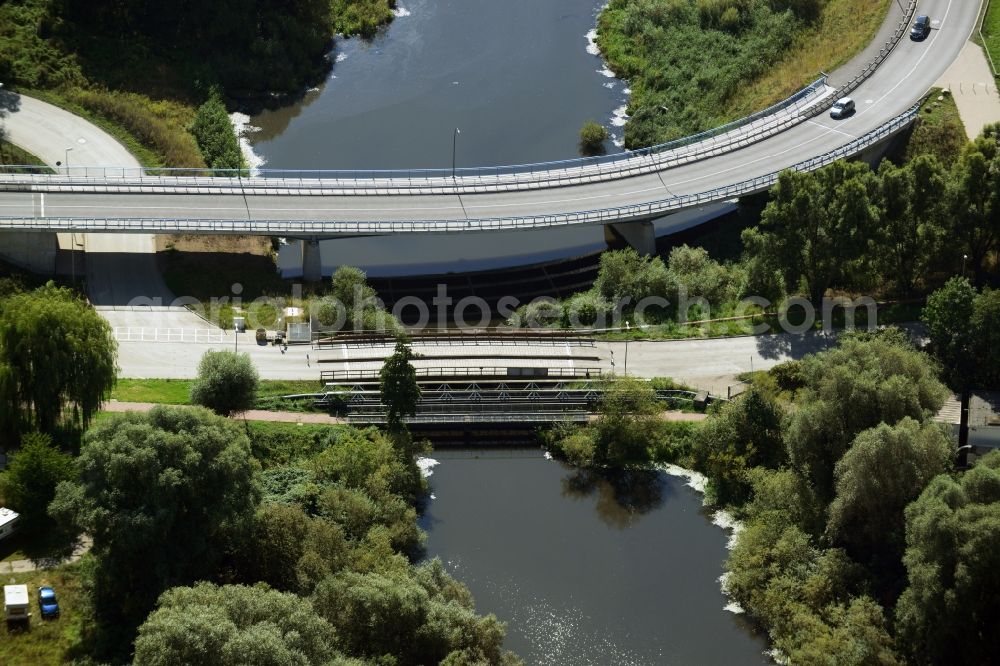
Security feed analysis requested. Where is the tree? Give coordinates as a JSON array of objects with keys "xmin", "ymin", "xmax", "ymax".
[
  {"xmin": 49, "ymin": 407, "xmax": 259, "ymax": 648},
  {"xmin": 873, "ymin": 156, "xmax": 947, "ymax": 294},
  {"xmin": 0, "ymin": 432, "xmax": 74, "ymax": 531},
  {"xmin": 922, "ymin": 276, "xmax": 976, "ymax": 389},
  {"xmin": 190, "ymin": 89, "xmax": 242, "ymax": 171},
  {"xmin": 594, "ymin": 248, "xmax": 671, "ymax": 306},
  {"xmin": 826, "ymin": 418, "xmax": 952, "ymax": 580},
  {"xmin": 742, "ymin": 161, "xmax": 876, "ymax": 306},
  {"xmin": 693, "ymin": 386, "xmax": 786, "ymax": 506},
  {"xmin": 0, "ymin": 285, "xmax": 117, "ymax": 437},
  {"xmin": 784, "ymin": 329, "xmax": 948, "ymax": 503},
  {"xmin": 579, "ymin": 120, "xmax": 608, "ymax": 156},
  {"xmin": 190, "ymin": 350, "xmax": 259, "ymax": 416},
  {"xmin": 134, "ymin": 582, "xmax": 343, "ymax": 666},
  {"xmin": 379, "ymin": 339, "xmax": 421, "ymax": 433},
  {"xmin": 332, "ymin": 266, "xmax": 377, "ymax": 315},
  {"xmin": 312, "ymin": 563, "xmax": 520, "ymax": 665},
  {"xmin": 944, "ymin": 140, "xmax": 1000, "ymax": 286},
  {"xmin": 896, "ymin": 452, "xmax": 1000, "ymax": 665},
  {"xmin": 923, "ymin": 279, "xmax": 1000, "ymax": 390},
  {"xmin": 592, "ymin": 377, "xmax": 662, "ymax": 465}
]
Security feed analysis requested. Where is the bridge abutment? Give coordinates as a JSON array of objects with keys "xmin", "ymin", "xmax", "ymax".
[
  {"xmin": 302, "ymin": 239, "xmax": 322, "ymax": 282},
  {"xmin": 607, "ymin": 220, "xmax": 656, "ymax": 256}
]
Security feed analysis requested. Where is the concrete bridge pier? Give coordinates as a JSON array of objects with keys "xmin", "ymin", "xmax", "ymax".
[
  {"xmin": 302, "ymin": 238, "xmax": 322, "ymax": 282},
  {"xmin": 607, "ymin": 220, "xmax": 656, "ymax": 256}
]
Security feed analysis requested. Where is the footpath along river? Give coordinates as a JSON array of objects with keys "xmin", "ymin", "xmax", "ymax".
[{"xmin": 419, "ymin": 449, "xmax": 771, "ymax": 665}]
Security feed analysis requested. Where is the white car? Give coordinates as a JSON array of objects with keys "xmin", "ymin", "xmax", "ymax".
[{"xmin": 830, "ymin": 97, "xmax": 855, "ymax": 119}]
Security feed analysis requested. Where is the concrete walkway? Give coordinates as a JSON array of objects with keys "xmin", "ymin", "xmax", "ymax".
[
  {"xmin": 103, "ymin": 400, "xmax": 347, "ymax": 424},
  {"xmin": 0, "ymin": 91, "xmax": 178, "ymax": 308},
  {"xmin": 0, "ymin": 536, "xmax": 92, "ymax": 574},
  {"xmin": 936, "ymin": 41, "xmax": 1000, "ymax": 138}
]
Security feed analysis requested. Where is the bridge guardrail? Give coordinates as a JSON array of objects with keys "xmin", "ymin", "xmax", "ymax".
[
  {"xmin": 1, "ymin": 100, "xmax": 921, "ymax": 235},
  {"xmin": 0, "ymin": 0, "xmax": 917, "ymax": 197},
  {"xmin": 0, "ymin": 75, "xmax": 827, "ymax": 188}
]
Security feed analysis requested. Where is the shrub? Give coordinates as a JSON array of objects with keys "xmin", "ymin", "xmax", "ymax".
[
  {"xmin": 579, "ymin": 120, "xmax": 609, "ymax": 156},
  {"xmin": 190, "ymin": 350, "xmax": 260, "ymax": 416},
  {"xmin": 190, "ymin": 90, "xmax": 242, "ymax": 171}
]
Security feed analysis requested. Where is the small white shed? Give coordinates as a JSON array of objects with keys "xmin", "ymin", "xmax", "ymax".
[{"xmin": 4, "ymin": 584, "xmax": 29, "ymax": 622}]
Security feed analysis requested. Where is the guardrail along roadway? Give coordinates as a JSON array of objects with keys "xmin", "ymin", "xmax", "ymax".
[{"xmin": 0, "ymin": 0, "xmax": 981, "ymax": 238}]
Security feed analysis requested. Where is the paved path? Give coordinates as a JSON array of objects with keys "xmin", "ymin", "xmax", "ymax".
[
  {"xmin": 0, "ymin": 536, "xmax": 92, "ymax": 574},
  {"xmin": 0, "ymin": 91, "xmax": 179, "ymax": 307},
  {"xmin": 103, "ymin": 400, "xmax": 348, "ymax": 424},
  {"xmin": 936, "ymin": 41, "xmax": 1000, "ymax": 138}
]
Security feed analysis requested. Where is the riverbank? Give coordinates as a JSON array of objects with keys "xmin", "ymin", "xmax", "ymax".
[
  {"xmin": 596, "ymin": 0, "xmax": 892, "ymax": 148},
  {"xmin": 0, "ymin": 0, "xmax": 396, "ymax": 170}
]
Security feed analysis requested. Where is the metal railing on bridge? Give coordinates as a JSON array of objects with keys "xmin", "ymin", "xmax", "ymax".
[
  {"xmin": 4, "ymin": 98, "xmax": 924, "ymax": 237},
  {"xmin": 113, "ymin": 327, "xmax": 226, "ymax": 343}
]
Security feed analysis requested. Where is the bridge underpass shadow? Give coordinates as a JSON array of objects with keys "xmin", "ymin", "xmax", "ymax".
[{"xmin": 83, "ymin": 235, "xmax": 178, "ymax": 308}]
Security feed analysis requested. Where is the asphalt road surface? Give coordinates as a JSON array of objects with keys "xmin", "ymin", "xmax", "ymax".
[{"xmin": 0, "ymin": 0, "xmax": 981, "ymax": 235}]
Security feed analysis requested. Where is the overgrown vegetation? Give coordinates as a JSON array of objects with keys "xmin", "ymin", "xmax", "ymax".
[
  {"xmin": 546, "ymin": 329, "xmax": 977, "ymax": 662},
  {"xmin": 597, "ymin": 0, "xmax": 891, "ymax": 148},
  {"xmin": 579, "ymin": 120, "xmax": 609, "ymax": 156}
]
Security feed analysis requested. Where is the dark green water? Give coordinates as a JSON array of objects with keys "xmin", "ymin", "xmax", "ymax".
[
  {"xmin": 248, "ymin": 0, "xmax": 626, "ymax": 170},
  {"xmin": 419, "ymin": 449, "xmax": 771, "ymax": 665}
]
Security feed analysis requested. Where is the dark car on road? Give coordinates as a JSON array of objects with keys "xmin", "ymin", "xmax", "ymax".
[
  {"xmin": 38, "ymin": 586, "xmax": 59, "ymax": 618},
  {"xmin": 910, "ymin": 15, "xmax": 931, "ymax": 40}
]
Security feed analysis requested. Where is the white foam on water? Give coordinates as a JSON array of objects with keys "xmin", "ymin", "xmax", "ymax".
[
  {"xmin": 611, "ymin": 134, "xmax": 624, "ymax": 148},
  {"xmin": 585, "ymin": 28, "xmax": 600, "ymax": 56},
  {"xmin": 623, "ymin": 87, "xmax": 631, "ymax": 95},
  {"xmin": 335, "ymin": 52, "xmax": 348, "ymax": 63},
  {"xmin": 661, "ymin": 463, "xmax": 708, "ymax": 494},
  {"xmin": 610, "ymin": 104, "xmax": 629, "ymax": 127},
  {"xmin": 597, "ymin": 65, "xmax": 616, "ymax": 78},
  {"xmin": 417, "ymin": 457, "xmax": 440, "ymax": 478},
  {"xmin": 660, "ymin": 462, "xmax": 752, "ymax": 621},
  {"xmin": 229, "ymin": 112, "xmax": 265, "ymax": 176},
  {"xmin": 603, "ymin": 81, "xmax": 615, "ymax": 89},
  {"xmin": 429, "ymin": 493, "xmax": 436, "ymax": 500},
  {"xmin": 307, "ymin": 86, "xmax": 320, "ymax": 92},
  {"xmin": 393, "ymin": 5, "xmax": 411, "ymax": 17}
]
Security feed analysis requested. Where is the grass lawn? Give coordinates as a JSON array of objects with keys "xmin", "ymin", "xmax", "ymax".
[
  {"xmin": 724, "ymin": 0, "xmax": 893, "ymax": 118},
  {"xmin": 981, "ymin": 0, "xmax": 1000, "ymax": 76},
  {"xmin": 111, "ymin": 378, "xmax": 323, "ymax": 406},
  {"xmin": 0, "ymin": 561, "xmax": 92, "ymax": 665},
  {"xmin": 899, "ymin": 88, "xmax": 967, "ymax": 163},
  {"xmin": 0, "ymin": 142, "xmax": 52, "ymax": 172}
]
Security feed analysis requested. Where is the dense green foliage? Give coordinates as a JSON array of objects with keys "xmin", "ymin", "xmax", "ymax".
[
  {"xmin": 579, "ymin": 120, "xmax": 609, "ymax": 156},
  {"xmin": 545, "ymin": 377, "xmax": 695, "ymax": 467},
  {"xmin": 692, "ymin": 387, "xmax": 786, "ymax": 505},
  {"xmin": 190, "ymin": 90, "xmax": 242, "ymax": 171},
  {"xmin": 190, "ymin": 350, "xmax": 260, "ymax": 416},
  {"xmin": 332, "ymin": 0, "xmax": 398, "ymax": 38},
  {"xmin": 45, "ymin": 406, "xmax": 516, "ymax": 663},
  {"xmin": 718, "ymin": 331, "xmax": 950, "ymax": 661},
  {"xmin": 895, "ymin": 452, "xmax": 1000, "ymax": 665},
  {"xmin": 597, "ymin": 0, "xmax": 823, "ymax": 147},
  {"xmin": 0, "ymin": 285, "xmax": 117, "ymax": 437},
  {"xmin": 922, "ymin": 277, "xmax": 1000, "ymax": 390},
  {"xmin": 0, "ymin": 432, "xmax": 75, "ymax": 531},
  {"xmin": 320, "ymin": 265, "xmax": 402, "ymax": 333},
  {"xmin": 49, "ymin": 407, "xmax": 260, "ymax": 653}
]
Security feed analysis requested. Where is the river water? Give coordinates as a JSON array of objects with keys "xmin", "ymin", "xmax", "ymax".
[
  {"xmin": 247, "ymin": 0, "xmax": 626, "ymax": 170},
  {"xmin": 420, "ymin": 450, "xmax": 771, "ymax": 665}
]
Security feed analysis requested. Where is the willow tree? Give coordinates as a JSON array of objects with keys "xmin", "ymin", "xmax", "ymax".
[{"xmin": 0, "ymin": 285, "xmax": 117, "ymax": 436}]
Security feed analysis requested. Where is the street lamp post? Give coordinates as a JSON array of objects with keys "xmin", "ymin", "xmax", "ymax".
[
  {"xmin": 962, "ymin": 254, "xmax": 969, "ymax": 278},
  {"xmin": 64, "ymin": 147, "xmax": 73, "ymax": 175},
  {"xmin": 623, "ymin": 321, "xmax": 631, "ymax": 376},
  {"xmin": 452, "ymin": 128, "xmax": 460, "ymax": 179}
]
